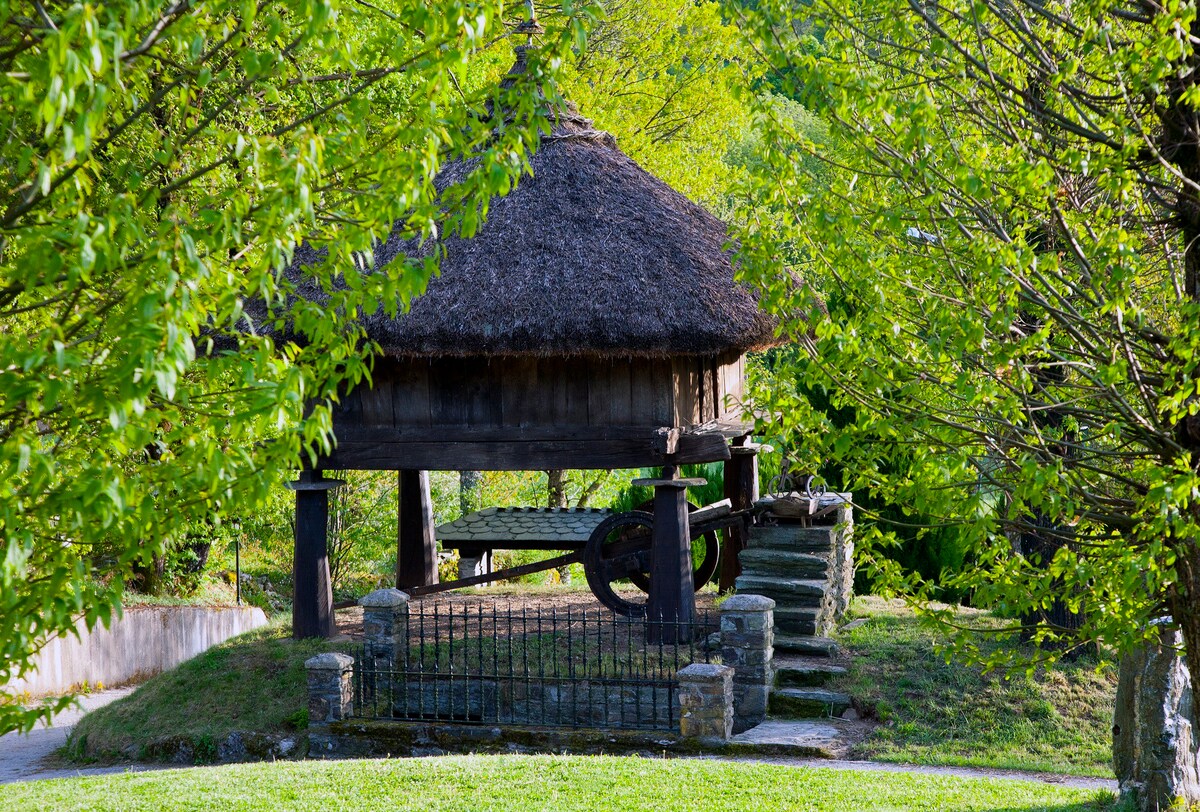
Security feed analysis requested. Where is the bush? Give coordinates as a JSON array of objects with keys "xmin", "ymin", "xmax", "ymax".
[{"xmin": 609, "ymin": 464, "xmax": 726, "ymax": 513}]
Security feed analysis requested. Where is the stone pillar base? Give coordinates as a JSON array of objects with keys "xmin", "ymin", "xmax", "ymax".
[
  {"xmin": 678, "ymin": 663, "xmax": 733, "ymax": 741},
  {"xmin": 721, "ymin": 593, "xmax": 775, "ymax": 733}
]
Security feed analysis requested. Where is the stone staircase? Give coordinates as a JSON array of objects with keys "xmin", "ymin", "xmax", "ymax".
[
  {"xmin": 727, "ymin": 654, "xmax": 862, "ymax": 756},
  {"xmin": 734, "ymin": 512, "xmax": 853, "ymax": 658},
  {"xmin": 725, "ymin": 494, "xmax": 862, "ymax": 751},
  {"xmin": 769, "ymin": 656, "xmax": 853, "ymax": 719}
]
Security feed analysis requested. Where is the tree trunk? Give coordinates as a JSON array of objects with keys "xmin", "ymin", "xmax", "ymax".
[
  {"xmin": 547, "ymin": 470, "xmax": 567, "ymax": 508},
  {"xmin": 547, "ymin": 470, "xmax": 570, "ymax": 581},
  {"xmin": 459, "ymin": 471, "xmax": 483, "ymax": 515},
  {"xmin": 1170, "ymin": 533, "xmax": 1200, "ymax": 720},
  {"xmin": 133, "ymin": 553, "xmax": 166, "ymax": 596},
  {"xmin": 1018, "ymin": 513, "xmax": 1086, "ymax": 658}
]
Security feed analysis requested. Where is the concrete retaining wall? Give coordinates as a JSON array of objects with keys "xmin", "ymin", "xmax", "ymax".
[{"xmin": 6, "ymin": 605, "xmax": 269, "ymax": 697}]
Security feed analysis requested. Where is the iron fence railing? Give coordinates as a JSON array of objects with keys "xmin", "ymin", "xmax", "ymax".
[{"xmin": 351, "ymin": 603, "xmax": 718, "ymax": 731}]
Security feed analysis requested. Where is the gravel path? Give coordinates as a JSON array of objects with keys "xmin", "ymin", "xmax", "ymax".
[
  {"xmin": 0, "ymin": 688, "xmax": 167, "ymax": 785},
  {"xmin": 695, "ymin": 754, "xmax": 1117, "ymax": 791}
]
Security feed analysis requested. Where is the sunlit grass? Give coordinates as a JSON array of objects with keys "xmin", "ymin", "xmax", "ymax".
[
  {"xmin": 0, "ymin": 754, "xmax": 1118, "ymax": 812},
  {"xmin": 830, "ymin": 597, "xmax": 1118, "ymax": 778}
]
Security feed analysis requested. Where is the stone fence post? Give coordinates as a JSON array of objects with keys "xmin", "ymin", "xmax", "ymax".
[
  {"xmin": 677, "ymin": 663, "xmax": 733, "ymax": 741},
  {"xmin": 358, "ymin": 588, "xmax": 408, "ymax": 713},
  {"xmin": 721, "ymin": 594, "xmax": 775, "ymax": 733},
  {"xmin": 305, "ymin": 652, "xmax": 354, "ymax": 726},
  {"xmin": 360, "ymin": 588, "xmax": 409, "ymax": 670}
]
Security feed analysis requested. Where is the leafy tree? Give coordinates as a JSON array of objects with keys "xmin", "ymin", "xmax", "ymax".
[
  {"xmin": 0, "ymin": 0, "xmax": 590, "ymax": 734},
  {"xmin": 558, "ymin": 0, "xmax": 755, "ymax": 207},
  {"xmin": 726, "ymin": 0, "xmax": 1200, "ymax": 693}
]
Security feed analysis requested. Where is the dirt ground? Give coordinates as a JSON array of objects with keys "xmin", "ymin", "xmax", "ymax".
[{"xmin": 335, "ymin": 587, "xmax": 722, "ymax": 641}]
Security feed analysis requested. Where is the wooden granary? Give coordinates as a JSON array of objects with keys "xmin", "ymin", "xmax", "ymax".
[{"xmin": 280, "ymin": 51, "xmax": 781, "ymax": 640}]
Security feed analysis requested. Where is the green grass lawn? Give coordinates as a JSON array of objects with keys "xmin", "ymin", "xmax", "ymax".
[
  {"xmin": 829, "ymin": 598, "xmax": 1118, "ymax": 778},
  {"xmin": 0, "ymin": 754, "xmax": 1119, "ymax": 811},
  {"xmin": 69, "ymin": 594, "xmax": 1120, "ymax": 780}
]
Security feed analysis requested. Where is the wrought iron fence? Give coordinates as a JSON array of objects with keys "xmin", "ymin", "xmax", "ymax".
[{"xmin": 351, "ymin": 602, "xmax": 718, "ymax": 731}]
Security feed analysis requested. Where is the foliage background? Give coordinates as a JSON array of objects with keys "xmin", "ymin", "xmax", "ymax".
[{"xmin": 0, "ymin": 0, "xmax": 591, "ymax": 733}]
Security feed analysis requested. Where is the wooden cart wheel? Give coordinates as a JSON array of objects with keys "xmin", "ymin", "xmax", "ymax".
[
  {"xmin": 583, "ymin": 508, "xmax": 721, "ymax": 617},
  {"xmin": 627, "ymin": 500, "xmax": 721, "ymax": 592},
  {"xmin": 583, "ymin": 511, "xmax": 655, "ymax": 617}
]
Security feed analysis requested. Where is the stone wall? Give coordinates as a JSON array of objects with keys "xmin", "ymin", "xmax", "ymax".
[
  {"xmin": 373, "ymin": 677, "xmax": 679, "ymax": 729},
  {"xmin": 6, "ymin": 605, "xmax": 268, "ymax": 697},
  {"xmin": 829, "ymin": 499, "xmax": 855, "ymax": 618}
]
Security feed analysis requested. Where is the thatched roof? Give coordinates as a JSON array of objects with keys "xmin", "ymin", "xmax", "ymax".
[{"xmin": 281, "ymin": 68, "xmax": 779, "ymax": 359}]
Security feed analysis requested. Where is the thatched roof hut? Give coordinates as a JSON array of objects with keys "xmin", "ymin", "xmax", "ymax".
[
  {"xmin": 287, "ymin": 107, "xmax": 776, "ymax": 359},
  {"xmin": 274, "ymin": 73, "xmax": 784, "ymax": 473},
  {"xmin": 287, "ymin": 39, "xmax": 779, "ymax": 638}
]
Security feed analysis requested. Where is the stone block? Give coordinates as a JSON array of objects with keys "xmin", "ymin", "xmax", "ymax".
[
  {"xmin": 306, "ymin": 652, "xmax": 354, "ymax": 672},
  {"xmin": 459, "ymin": 552, "xmax": 492, "ymax": 582},
  {"xmin": 678, "ymin": 663, "xmax": 731, "ymax": 683},
  {"xmin": 359, "ymin": 588, "xmax": 410, "ymax": 609},
  {"xmin": 722, "ymin": 622, "xmax": 773, "ymax": 639},
  {"xmin": 720, "ymin": 646, "xmax": 775, "ymax": 668},
  {"xmin": 721, "ymin": 594, "xmax": 776, "ymax": 613},
  {"xmin": 678, "ymin": 663, "xmax": 733, "ymax": 741},
  {"xmin": 305, "ymin": 652, "xmax": 354, "ymax": 725},
  {"xmin": 1114, "ymin": 623, "xmax": 1200, "ymax": 811},
  {"xmin": 733, "ymin": 684, "xmax": 769, "ymax": 715},
  {"xmin": 308, "ymin": 696, "xmax": 330, "ymax": 722}
]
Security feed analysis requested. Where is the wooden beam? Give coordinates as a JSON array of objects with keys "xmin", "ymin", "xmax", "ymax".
[
  {"xmin": 292, "ymin": 471, "xmax": 338, "ymax": 640},
  {"xmin": 320, "ymin": 431, "xmax": 730, "ymax": 471},
  {"xmin": 396, "ymin": 470, "xmax": 438, "ymax": 590},
  {"xmin": 646, "ymin": 475, "xmax": 697, "ymax": 644},
  {"xmin": 720, "ymin": 444, "xmax": 760, "ymax": 592},
  {"xmin": 334, "ymin": 425, "xmax": 687, "ymax": 443}
]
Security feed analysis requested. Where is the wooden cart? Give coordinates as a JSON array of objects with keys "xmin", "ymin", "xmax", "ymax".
[{"xmin": 414, "ymin": 497, "xmax": 750, "ymax": 618}]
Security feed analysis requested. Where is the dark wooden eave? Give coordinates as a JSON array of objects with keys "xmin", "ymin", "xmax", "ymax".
[{"xmin": 320, "ymin": 424, "xmax": 735, "ymax": 471}]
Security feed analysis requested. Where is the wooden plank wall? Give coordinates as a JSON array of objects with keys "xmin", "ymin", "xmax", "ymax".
[{"xmin": 343, "ymin": 354, "xmax": 746, "ymax": 432}]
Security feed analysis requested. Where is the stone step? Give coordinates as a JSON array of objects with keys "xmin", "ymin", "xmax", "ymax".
[
  {"xmin": 775, "ymin": 605, "xmax": 822, "ymax": 621},
  {"xmin": 739, "ymin": 548, "xmax": 830, "ymax": 578},
  {"xmin": 776, "ymin": 619, "xmax": 818, "ymax": 636},
  {"xmin": 748, "ymin": 526, "xmax": 838, "ymax": 553},
  {"xmin": 728, "ymin": 719, "xmax": 857, "ymax": 758},
  {"xmin": 773, "ymin": 634, "xmax": 840, "ymax": 658},
  {"xmin": 770, "ymin": 688, "xmax": 853, "ymax": 718},
  {"xmin": 735, "ymin": 575, "xmax": 829, "ymax": 601},
  {"xmin": 774, "ymin": 662, "xmax": 848, "ymax": 689},
  {"xmin": 772, "ymin": 606, "xmax": 827, "ymax": 636}
]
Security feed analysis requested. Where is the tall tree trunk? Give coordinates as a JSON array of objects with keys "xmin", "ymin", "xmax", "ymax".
[
  {"xmin": 547, "ymin": 470, "xmax": 567, "ymax": 508},
  {"xmin": 459, "ymin": 471, "xmax": 483, "ymax": 516},
  {"xmin": 547, "ymin": 470, "xmax": 570, "ymax": 581},
  {"xmin": 1154, "ymin": 14, "xmax": 1200, "ymax": 800}
]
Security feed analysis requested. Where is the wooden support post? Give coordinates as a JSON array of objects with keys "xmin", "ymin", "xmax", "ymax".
[
  {"xmin": 636, "ymin": 473, "xmax": 706, "ymax": 644},
  {"xmin": 396, "ymin": 470, "xmax": 438, "ymax": 589},
  {"xmin": 289, "ymin": 471, "xmax": 344, "ymax": 640},
  {"xmin": 720, "ymin": 443, "xmax": 760, "ymax": 592}
]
